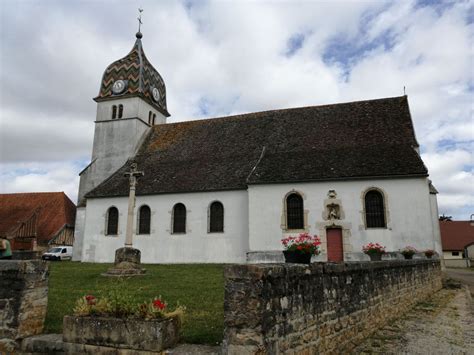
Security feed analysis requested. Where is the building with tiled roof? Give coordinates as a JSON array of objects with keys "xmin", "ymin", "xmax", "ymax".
[
  {"xmin": 440, "ymin": 221, "xmax": 474, "ymax": 265},
  {"xmin": 0, "ymin": 192, "xmax": 76, "ymax": 251},
  {"xmin": 73, "ymin": 31, "xmax": 443, "ymax": 264}
]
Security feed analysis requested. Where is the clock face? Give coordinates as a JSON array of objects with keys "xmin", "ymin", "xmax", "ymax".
[
  {"xmin": 152, "ymin": 87, "xmax": 161, "ymax": 102},
  {"xmin": 112, "ymin": 80, "xmax": 126, "ymax": 94}
]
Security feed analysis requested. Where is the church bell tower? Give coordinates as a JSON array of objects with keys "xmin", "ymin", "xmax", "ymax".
[{"xmin": 77, "ymin": 29, "xmax": 170, "ymax": 205}]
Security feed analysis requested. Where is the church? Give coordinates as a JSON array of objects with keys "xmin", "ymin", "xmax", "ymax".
[{"xmin": 72, "ymin": 30, "xmax": 443, "ymax": 264}]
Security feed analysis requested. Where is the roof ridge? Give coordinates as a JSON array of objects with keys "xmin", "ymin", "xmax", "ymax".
[{"xmin": 163, "ymin": 95, "xmax": 408, "ymax": 126}]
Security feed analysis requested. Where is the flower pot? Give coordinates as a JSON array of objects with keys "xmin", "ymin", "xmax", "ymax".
[
  {"xmin": 425, "ymin": 254, "xmax": 433, "ymax": 259},
  {"xmin": 283, "ymin": 250, "xmax": 312, "ymax": 264},
  {"xmin": 63, "ymin": 315, "xmax": 180, "ymax": 351},
  {"xmin": 368, "ymin": 253, "xmax": 382, "ymax": 261},
  {"xmin": 403, "ymin": 254, "xmax": 413, "ymax": 260}
]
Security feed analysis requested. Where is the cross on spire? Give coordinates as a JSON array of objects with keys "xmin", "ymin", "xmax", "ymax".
[{"xmin": 137, "ymin": 8, "xmax": 144, "ymax": 33}]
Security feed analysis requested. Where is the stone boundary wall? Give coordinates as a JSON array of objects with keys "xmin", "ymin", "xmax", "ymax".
[
  {"xmin": 0, "ymin": 260, "xmax": 49, "ymax": 353},
  {"xmin": 223, "ymin": 260, "xmax": 442, "ymax": 354}
]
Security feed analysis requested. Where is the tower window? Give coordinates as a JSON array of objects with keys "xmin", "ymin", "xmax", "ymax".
[
  {"xmin": 364, "ymin": 189, "xmax": 386, "ymax": 228},
  {"xmin": 112, "ymin": 105, "xmax": 117, "ymax": 119},
  {"xmin": 172, "ymin": 203, "xmax": 186, "ymax": 234},
  {"xmin": 209, "ymin": 201, "xmax": 224, "ymax": 233},
  {"xmin": 138, "ymin": 205, "xmax": 151, "ymax": 234},
  {"xmin": 118, "ymin": 104, "xmax": 124, "ymax": 119},
  {"xmin": 148, "ymin": 111, "xmax": 152, "ymax": 124},
  {"xmin": 286, "ymin": 193, "xmax": 304, "ymax": 229},
  {"xmin": 106, "ymin": 207, "xmax": 119, "ymax": 235},
  {"xmin": 152, "ymin": 114, "xmax": 156, "ymax": 125}
]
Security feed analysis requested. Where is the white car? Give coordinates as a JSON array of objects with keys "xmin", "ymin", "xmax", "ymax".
[{"xmin": 42, "ymin": 246, "xmax": 73, "ymax": 261}]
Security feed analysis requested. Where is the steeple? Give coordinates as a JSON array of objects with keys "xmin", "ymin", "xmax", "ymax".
[{"xmin": 94, "ymin": 28, "xmax": 170, "ymax": 117}]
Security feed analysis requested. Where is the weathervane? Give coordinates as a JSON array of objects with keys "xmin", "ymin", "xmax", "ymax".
[{"xmin": 137, "ymin": 8, "xmax": 143, "ymax": 33}]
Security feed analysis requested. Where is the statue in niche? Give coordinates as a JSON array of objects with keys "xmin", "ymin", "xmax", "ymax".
[{"xmin": 328, "ymin": 203, "xmax": 340, "ymax": 220}]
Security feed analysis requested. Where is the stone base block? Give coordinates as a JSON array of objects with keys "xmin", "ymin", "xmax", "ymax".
[{"xmin": 103, "ymin": 247, "xmax": 146, "ymax": 277}]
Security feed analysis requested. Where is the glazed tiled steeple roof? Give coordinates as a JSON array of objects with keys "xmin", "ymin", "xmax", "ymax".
[{"xmin": 94, "ymin": 32, "xmax": 170, "ymax": 117}]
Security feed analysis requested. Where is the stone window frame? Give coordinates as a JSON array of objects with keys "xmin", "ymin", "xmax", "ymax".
[
  {"xmin": 361, "ymin": 187, "xmax": 389, "ymax": 230},
  {"xmin": 105, "ymin": 206, "xmax": 119, "ymax": 236},
  {"xmin": 171, "ymin": 203, "xmax": 187, "ymax": 235},
  {"xmin": 136, "ymin": 204, "xmax": 151, "ymax": 235},
  {"xmin": 281, "ymin": 190, "xmax": 309, "ymax": 232},
  {"xmin": 208, "ymin": 200, "xmax": 224, "ymax": 234}
]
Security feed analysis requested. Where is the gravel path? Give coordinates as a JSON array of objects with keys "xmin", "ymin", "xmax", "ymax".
[{"xmin": 354, "ymin": 287, "xmax": 474, "ymax": 354}]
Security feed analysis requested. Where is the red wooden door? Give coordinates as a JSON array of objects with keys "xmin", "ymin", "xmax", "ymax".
[{"xmin": 327, "ymin": 228, "xmax": 343, "ymax": 262}]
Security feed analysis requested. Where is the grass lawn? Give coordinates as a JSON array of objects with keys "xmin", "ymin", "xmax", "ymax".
[{"xmin": 45, "ymin": 262, "xmax": 225, "ymax": 345}]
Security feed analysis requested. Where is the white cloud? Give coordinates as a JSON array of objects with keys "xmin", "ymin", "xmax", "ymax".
[
  {"xmin": 0, "ymin": 0, "xmax": 472, "ymax": 218},
  {"xmin": 0, "ymin": 161, "xmax": 81, "ymax": 203}
]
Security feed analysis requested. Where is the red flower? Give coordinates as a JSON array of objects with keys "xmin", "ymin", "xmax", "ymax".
[
  {"xmin": 152, "ymin": 299, "xmax": 166, "ymax": 310},
  {"xmin": 85, "ymin": 295, "xmax": 96, "ymax": 305}
]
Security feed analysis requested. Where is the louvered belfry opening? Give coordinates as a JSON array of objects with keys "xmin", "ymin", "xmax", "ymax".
[
  {"xmin": 172, "ymin": 203, "xmax": 186, "ymax": 234},
  {"xmin": 365, "ymin": 190, "xmax": 386, "ymax": 228},
  {"xmin": 138, "ymin": 205, "xmax": 151, "ymax": 234},
  {"xmin": 209, "ymin": 201, "xmax": 224, "ymax": 233},
  {"xmin": 106, "ymin": 207, "xmax": 119, "ymax": 235},
  {"xmin": 286, "ymin": 193, "xmax": 304, "ymax": 229}
]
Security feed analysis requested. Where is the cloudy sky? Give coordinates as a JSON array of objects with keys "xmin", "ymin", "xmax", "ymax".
[{"xmin": 0, "ymin": 0, "xmax": 472, "ymax": 219}]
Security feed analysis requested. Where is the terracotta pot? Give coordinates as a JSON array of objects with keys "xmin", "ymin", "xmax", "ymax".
[{"xmin": 283, "ymin": 250, "xmax": 312, "ymax": 264}]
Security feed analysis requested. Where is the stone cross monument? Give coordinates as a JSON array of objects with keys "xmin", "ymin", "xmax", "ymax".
[
  {"xmin": 103, "ymin": 163, "xmax": 146, "ymax": 276},
  {"xmin": 124, "ymin": 163, "xmax": 144, "ymax": 247}
]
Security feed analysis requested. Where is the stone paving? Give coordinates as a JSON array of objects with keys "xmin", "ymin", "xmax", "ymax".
[{"xmin": 354, "ymin": 286, "xmax": 474, "ymax": 354}]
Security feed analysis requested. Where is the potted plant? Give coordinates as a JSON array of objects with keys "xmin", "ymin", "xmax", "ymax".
[
  {"xmin": 362, "ymin": 242, "xmax": 386, "ymax": 261},
  {"xmin": 63, "ymin": 290, "xmax": 185, "ymax": 352},
  {"xmin": 400, "ymin": 246, "xmax": 417, "ymax": 259},
  {"xmin": 281, "ymin": 233, "xmax": 321, "ymax": 264},
  {"xmin": 424, "ymin": 249, "xmax": 436, "ymax": 259}
]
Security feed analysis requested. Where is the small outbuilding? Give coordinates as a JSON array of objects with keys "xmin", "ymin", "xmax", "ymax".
[{"xmin": 440, "ymin": 220, "xmax": 474, "ymax": 268}]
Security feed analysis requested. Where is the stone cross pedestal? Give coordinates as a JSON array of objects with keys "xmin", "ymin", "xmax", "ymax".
[{"xmin": 103, "ymin": 163, "xmax": 146, "ymax": 277}]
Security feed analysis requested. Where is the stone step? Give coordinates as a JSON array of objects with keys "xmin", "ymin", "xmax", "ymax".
[{"xmin": 20, "ymin": 334, "xmax": 220, "ymax": 355}]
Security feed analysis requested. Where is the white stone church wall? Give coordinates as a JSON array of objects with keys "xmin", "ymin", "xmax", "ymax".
[
  {"xmin": 248, "ymin": 177, "xmax": 437, "ymax": 261},
  {"xmin": 81, "ymin": 190, "xmax": 248, "ymax": 263}
]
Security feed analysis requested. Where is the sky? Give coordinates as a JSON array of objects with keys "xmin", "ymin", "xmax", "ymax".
[{"xmin": 0, "ymin": 0, "xmax": 472, "ymax": 220}]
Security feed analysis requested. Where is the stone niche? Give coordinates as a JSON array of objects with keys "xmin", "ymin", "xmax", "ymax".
[
  {"xmin": 316, "ymin": 190, "xmax": 353, "ymax": 259},
  {"xmin": 0, "ymin": 260, "xmax": 49, "ymax": 353}
]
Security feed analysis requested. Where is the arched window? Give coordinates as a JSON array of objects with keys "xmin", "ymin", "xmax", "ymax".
[
  {"xmin": 286, "ymin": 193, "xmax": 304, "ymax": 229},
  {"xmin": 106, "ymin": 207, "xmax": 119, "ymax": 235},
  {"xmin": 138, "ymin": 205, "xmax": 151, "ymax": 234},
  {"xmin": 148, "ymin": 111, "xmax": 152, "ymax": 124},
  {"xmin": 209, "ymin": 201, "xmax": 224, "ymax": 233},
  {"xmin": 364, "ymin": 190, "xmax": 386, "ymax": 228},
  {"xmin": 118, "ymin": 104, "xmax": 124, "ymax": 118},
  {"xmin": 172, "ymin": 203, "xmax": 186, "ymax": 234},
  {"xmin": 112, "ymin": 105, "xmax": 117, "ymax": 119}
]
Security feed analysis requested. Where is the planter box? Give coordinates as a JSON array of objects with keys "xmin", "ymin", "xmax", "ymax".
[{"xmin": 62, "ymin": 315, "xmax": 180, "ymax": 351}]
